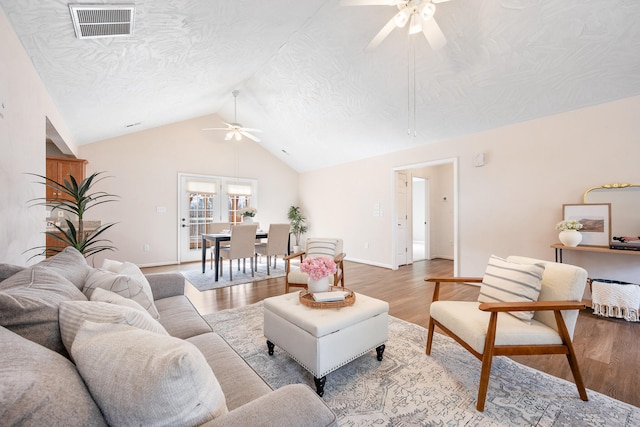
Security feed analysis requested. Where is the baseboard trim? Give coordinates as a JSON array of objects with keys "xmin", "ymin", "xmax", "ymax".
[{"xmin": 345, "ymin": 257, "xmax": 393, "ymax": 269}]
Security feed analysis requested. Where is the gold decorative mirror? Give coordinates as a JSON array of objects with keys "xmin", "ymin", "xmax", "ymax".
[{"xmin": 583, "ymin": 183, "xmax": 640, "ymax": 238}]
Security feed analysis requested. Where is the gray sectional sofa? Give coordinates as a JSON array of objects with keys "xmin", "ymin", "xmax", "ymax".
[{"xmin": 0, "ymin": 248, "xmax": 337, "ymax": 426}]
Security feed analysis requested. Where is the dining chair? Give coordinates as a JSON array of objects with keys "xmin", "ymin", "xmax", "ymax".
[
  {"xmin": 207, "ymin": 222, "xmax": 230, "ymax": 269},
  {"xmin": 283, "ymin": 237, "xmax": 345, "ymax": 293},
  {"xmin": 255, "ymin": 223, "xmax": 291, "ymax": 275},
  {"xmin": 218, "ymin": 224, "xmax": 258, "ymax": 281},
  {"xmin": 425, "ymin": 255, "xmax": 589, "ymax": 411}
]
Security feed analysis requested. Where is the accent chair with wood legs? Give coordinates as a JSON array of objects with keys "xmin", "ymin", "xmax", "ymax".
[
  {"xmin": 283, "ymin": 238, "xmax": 345, "ymax": 293},
  {"xmin": 425, "ymin": 255, "xmax": 589, "ymax": 411}
]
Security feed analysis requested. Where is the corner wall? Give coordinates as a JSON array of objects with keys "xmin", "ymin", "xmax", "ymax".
[{"xmin": 0, "ymin": 9, "xmax": 76, "ymax": 265}]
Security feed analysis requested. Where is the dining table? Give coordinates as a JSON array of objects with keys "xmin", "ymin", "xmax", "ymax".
[{"xmin": 201, "ymin": 231, "xmax": 268, "ymax": 281}]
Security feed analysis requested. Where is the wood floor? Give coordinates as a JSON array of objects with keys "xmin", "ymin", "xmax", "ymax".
[{"xmin": 142, "ymin": 259, "xmax": 639, "ymax": 408}]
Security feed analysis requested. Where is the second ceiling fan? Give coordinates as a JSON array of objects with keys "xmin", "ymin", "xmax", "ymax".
[
  {"xmin": 341, "ymin": 0, "xmax": 452, "ymax": 51},
  {"xmin": 203, "ymin": 90, "xmax": 262, "ymax": 142}
]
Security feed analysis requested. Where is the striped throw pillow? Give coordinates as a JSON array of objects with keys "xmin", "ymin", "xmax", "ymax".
[
  {"xmin": 478, "ymin": 255, "xmax": 545, "ymax": 322},
  {"xmin": 306, "ymin": 239, "xmax": 338, "ymax": 258}
]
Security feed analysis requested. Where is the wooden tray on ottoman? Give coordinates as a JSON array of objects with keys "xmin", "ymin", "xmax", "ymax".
[{"xmin": 299, "ymin": 287, "xmax": 356, "ymax": 309}]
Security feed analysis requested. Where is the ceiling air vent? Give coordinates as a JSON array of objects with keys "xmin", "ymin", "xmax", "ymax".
[{"xmin": 69, "ymin": 4, "xmax": 135, "ymax": 39}]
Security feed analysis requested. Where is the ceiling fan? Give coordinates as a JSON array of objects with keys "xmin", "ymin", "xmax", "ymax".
[
  {"xmin": 341, "ymin": 0, "xmax": 452, "ymax": 52},
  {"xmin": 202, "ymin": 90, "xmax": 262, "ymax": 142}
]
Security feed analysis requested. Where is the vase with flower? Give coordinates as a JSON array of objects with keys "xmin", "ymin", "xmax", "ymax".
[
  {"xmin": 300, "ymin": 256, "xmax": 337, "ymax": 293},
  {"xmin": 238, "ymin": 207, "xmax": 257, "ymax": 223},
  {"xmin": 555, "ymin": 220, "xmax": 583, "ymax": 247}
]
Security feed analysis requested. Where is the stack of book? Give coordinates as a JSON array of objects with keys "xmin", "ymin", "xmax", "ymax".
[
  {"xmin": 610, "ymin": 237, "xmax": 640, "ymax": 251},
  {"xmin": 311, "ymin": 291, "xmax": 349, "ymax": 302}
]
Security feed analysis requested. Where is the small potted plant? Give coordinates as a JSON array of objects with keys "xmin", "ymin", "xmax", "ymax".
[
  {"xmin": 238, "ymin": 207, "xmax": 257, "ymax": 223},
  {"xmin": 287, "ymin": 206, "xmax": 308, "ymax": 252},
  {"xmin": 555, "ymin": 219, "xmax": 583, "ymax": 247}
]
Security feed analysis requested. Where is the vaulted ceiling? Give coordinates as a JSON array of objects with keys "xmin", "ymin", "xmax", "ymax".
[{"xmin": 3, "ymin": 0, "xmax": 640, "ymax": 172}]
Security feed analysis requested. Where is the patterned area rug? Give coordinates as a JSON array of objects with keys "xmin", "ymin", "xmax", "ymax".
[
  {"xmin": 181, "ymin": 261, "xmax": 286, "ymax": 291},
  {"xmin": 203, "ymin": 302, "xmax": 639, "ymax": 426}
]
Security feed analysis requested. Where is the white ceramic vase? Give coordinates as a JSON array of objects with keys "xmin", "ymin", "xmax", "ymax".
[
  {"xmin": 307, "ymin": 276, "xmax": 330, "ymax": 293},
  {"xmin": 559, "ymin": 230, "xmax": 582, "ymax": 247},
  {"xmin": 242, "ymin": 216, "xmax": 253, "ymax": 224}
]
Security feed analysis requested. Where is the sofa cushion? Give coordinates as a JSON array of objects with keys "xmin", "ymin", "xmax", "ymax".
[
  {"xmin": 155, "ymin": 295, "xmax": 213, "ymax": 339},
  {"xmin": 72, "ymin": 321, "xmax": 228, "ymax": 426},
  {"xmin": 36, "ymin": 247, "xmax": 91, "ymax": 290},
  {"xmin": 0, "ymin": 263, "xmax": 24, "ymax": 283},
  {"xmin": 59, "ymin": 300, "xmax": 168, "ymax": 355},
  {"xmin": 0, "ymin": 325, "xmax": 106, "ymax": 426},
  {"xmin": 0, "ymin": 266, "xmax": 87, "ymax": 356},
  {"xmin": 187, "ymin": 332, "xmax": 272, "ymax": 411},
  {"xmin": 83, "ymin": 268, "xmax": 159, "ymax": 319},
  {"xmin": 478, "ymin": 255, "xmax": 545, "ymax": 322}
]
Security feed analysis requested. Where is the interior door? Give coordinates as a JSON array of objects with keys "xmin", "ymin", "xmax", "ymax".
[
  {"xmin": 395, "ymin": 171, "xmax": 408, "ymax": 266},
  {"xmin": 178, "ymin": 174, "xmax": 222, "ymax": 263}
]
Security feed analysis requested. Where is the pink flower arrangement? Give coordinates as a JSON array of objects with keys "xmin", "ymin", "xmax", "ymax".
[{"xmin": 300, "ymin": 256, "xmax": 337, "ymax": 281}]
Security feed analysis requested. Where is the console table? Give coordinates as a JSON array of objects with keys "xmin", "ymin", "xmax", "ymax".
[{"xmin": 551, "ymin": 243, "xmax": 640, "ymax": 263}]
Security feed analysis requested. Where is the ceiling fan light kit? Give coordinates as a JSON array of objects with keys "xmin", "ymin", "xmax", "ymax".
[
  {"xmin": 202, "ymin": 90, "xmax": 262, "ymax": 142},
  {"xmin": 341, "ymin": 0, "xmax": 450, "ymax": 51}
]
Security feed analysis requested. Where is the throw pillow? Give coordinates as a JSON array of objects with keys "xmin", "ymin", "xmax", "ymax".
[
  {"xmin": 59, "ymin": 300, "xmax": 168, "ymax": 355},
  {"xmin": 306, "ymin": 239, "xmax": 338, "ymax": 258},
  {"xmin": 72, "ymin": 321, "xmax": 228, "ymax": 426},
  {"xmin": 478, "ymin": 255, "xmax": 545, "ymax": 322},
  {"xmin": 0, "ymin": 263, "xmax": 24, "ymax": 283},
  {"xmin": 101, "ymin": 259, "xmax": 160, "ymax": 319},
  {"xmin": 89, "ymin": 287, "xmax": 147, "ymax": 312},
  {"xmin": 36, "ymin": 247, "xmax": 92, "ymax": 290},
  {"xmin": 0, "ymin": 266, "xmax": 87, "ymax": 357},
  {"xmin": 0, "ymin": 325, "xmax": 106, "ymax": 426},
  {"xmin": 83, "ymin": 268, "xmax": 160, "ymax": 319}
]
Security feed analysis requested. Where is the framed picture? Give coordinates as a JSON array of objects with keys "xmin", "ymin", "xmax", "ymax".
[{"xmin": 562, "ymin": 203, "xmax": 611, "ymax": 247}]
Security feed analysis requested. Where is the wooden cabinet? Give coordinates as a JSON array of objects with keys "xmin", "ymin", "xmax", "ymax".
[{"xmin": 46, "ymin": 157, "xmax": 87, "ymax": 200}]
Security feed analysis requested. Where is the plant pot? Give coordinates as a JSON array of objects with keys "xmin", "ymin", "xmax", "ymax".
[
  {"xmin": 559, "ymin": 230, "xmax": 582, "ymax": 247},
  {"xmin": 242, "ymin": 217, "xmax": 253, "ymax": 224},
  {"xmin": 307, "ymin": 276, "xmax": 330, "ymax": 293},
  {"xmin": 292, "ymin": 245, "xmax": 301, "ymax": 254}
]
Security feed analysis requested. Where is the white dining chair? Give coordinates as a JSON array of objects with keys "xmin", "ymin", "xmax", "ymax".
[
  {"xmin": 218, "ymin": 224, "xmax": 258, "ymax": 281},
  {"xmin": 255, "ymin": 224, "xmax": 291, "ymax": 275}
]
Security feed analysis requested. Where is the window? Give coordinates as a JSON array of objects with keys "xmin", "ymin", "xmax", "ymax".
[{"xmin": 226, "ymin": 183, "xmax": 254, "ymax": 225}]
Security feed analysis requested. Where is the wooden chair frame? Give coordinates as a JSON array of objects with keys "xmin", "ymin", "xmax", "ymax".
[{"xmin": 425, "ymin": 276, "xmax": 588, "ymax": 412}]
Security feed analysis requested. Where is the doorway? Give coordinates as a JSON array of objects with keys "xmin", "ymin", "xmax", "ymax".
[
  {"xmin": 412, "ymin": 177, "xmax": 429, "ymax": 261},
  {"xmin": 393, "ymin": 158, "xmax": 458, "ymax": 275}
]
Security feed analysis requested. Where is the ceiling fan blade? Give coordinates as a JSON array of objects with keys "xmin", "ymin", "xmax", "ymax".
[
  {"xmin": 340, "ymin": 0, "xmax": 400, "ymax": 5},
  {"xmin": 239, "ymin": 130, "xmax": 261, "ymax": 142},
  {"xmin": 224, "ymin": 132, "xmax": 233, "ymax": 141},
  {"xmin": 365, "ymin": 13, "xmax": 400, "ymax": 52},
  {"xmin": 422, "ymin": 18, "xmax": 447, "ymax": 50},
  {"xmin": 240, "ymin": 127, "xmax": 262, "ymax": 133}
]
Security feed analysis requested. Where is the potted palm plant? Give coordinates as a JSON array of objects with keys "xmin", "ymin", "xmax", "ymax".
[
  {"xmin": 287, "ymin": 205, "xmax": 308, "ymax": 253},
  {"xmin": 28, "ymin": 171, "xmax": 118, "ymax": 259}
]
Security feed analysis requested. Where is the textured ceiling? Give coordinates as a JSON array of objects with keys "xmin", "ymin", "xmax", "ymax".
[{"xmin": 3, "ymin": 0, "xmax": 640, "ymax": 172}]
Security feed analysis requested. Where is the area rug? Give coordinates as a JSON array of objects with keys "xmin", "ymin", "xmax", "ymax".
[
  {"xmin": 182, "ymin": 261, "xmax": 286, "ymax": 291},
  {"xmin": 203, "ymin": 302, "xmax": 639, "ymax": 426}
]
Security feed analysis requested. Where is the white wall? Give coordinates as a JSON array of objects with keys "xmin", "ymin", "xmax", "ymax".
[
  {"xmin": 78, "ymin": 114, "xmax": 299, "ymax": 267},
  {"xmin": 0, "ymin": 9, "xmax": 77, "ymax": 265},
  {"xmin": 299, "ymin": 95, "xmax": 640, "ymax": 281}
]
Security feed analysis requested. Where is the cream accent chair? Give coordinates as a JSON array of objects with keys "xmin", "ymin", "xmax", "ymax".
[
  {"xmin": 425, "ymin": 256, "xmax": 589, "ymax": 411},
  {"xmin": 255, "ymin": 224, "xmax": 291, "ymax": 275},
  {"xmin": 218, "ymin": 224, "xmax": 258, "ymax": 281},
  {"xmin": 283, "ymin": 238, "xmax": 345, "ymax": 293}
]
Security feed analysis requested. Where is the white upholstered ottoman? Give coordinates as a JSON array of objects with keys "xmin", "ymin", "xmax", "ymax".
[{"xmin": 263, "ymin": 291, "xmax": 389, "ymax": 396}]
